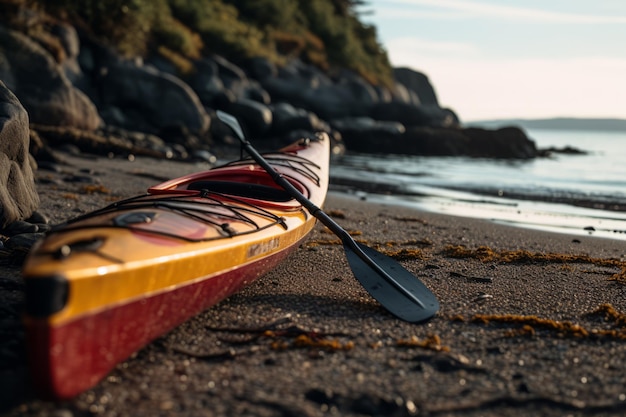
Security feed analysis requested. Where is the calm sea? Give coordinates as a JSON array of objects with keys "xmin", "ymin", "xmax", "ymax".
[{"xmin": 330, "ymin": 129, "xmax": 626, "ymax": 240}]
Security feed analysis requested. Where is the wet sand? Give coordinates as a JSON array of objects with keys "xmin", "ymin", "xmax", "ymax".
[{"xmin": 2, "ymin": 151, "xmax": 626, "ymax": 416}]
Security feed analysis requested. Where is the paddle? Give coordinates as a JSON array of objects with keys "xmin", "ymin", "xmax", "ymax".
[{"xmin": 216, "ymin": 111, "xmax": 439, "ymax": 322}]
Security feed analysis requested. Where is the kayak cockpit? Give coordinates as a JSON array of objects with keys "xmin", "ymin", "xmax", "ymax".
[
  {"xmin": 148, "ymin": 168, "xmax": 308, "ymax": 210},
  {"xmin": 186, "ymin": 181, "xmax": 293, "ymax": 202}
]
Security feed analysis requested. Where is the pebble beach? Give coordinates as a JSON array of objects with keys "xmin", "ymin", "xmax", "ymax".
[{"xmin": 2, "ymin": 151, "xmax": 626, "ymax": 416}]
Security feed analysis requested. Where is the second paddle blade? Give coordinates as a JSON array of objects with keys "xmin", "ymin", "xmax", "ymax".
[{"xmin": 344, "ymin": 242, "xmax": 439, "ymax": 323}]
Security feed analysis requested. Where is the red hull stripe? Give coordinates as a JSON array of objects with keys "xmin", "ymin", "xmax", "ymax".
[{"xmin": 26, "ymin": 243, "xmax": 298, "ymax": 400}]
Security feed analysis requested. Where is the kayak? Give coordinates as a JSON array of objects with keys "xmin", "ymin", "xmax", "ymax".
[{"xmin": 22, "ymin": 134, "xmax": 330, "ymax": 399}]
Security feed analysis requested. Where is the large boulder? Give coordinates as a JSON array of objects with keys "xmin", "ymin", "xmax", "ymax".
[
  {"xmin": 461, "ymin": 126, "xmax": 538, "ymax": 159},
  {"xmin": 0, "ymin": 82, "xmax": 39, "ymax": 227},
  {"xmin": 270, "ymin": 102, "xmax": 329, "ymax": 137},
  {"xmin": 189, "ymin": 56, "xmax": 271, "ymax": 108},
  {"xmin": 259, "ymin": 58, "xmax": 366, "ymax": 119},
  {"xmin": 246, "ymin": 57, "xmax": 278, "ymax": 81},
  {"xmin": 393, "ymin": 67, "xmax": 439, "ymax": 107},
  {"xmin": 98, "ymin": 61, "xmax": 210, "ymax": 135},
  {"xmin": 301, "ymin": 84, "xmax": 363, "ymax": 119},
  {"xmin": 219, "ymin": 98, "xmax": 273, "ymax": 135},
  {"xmin": 0, "ymin": 26, "xmax": 102, "ymax": 130},
  {"xmin": 188, "ymin": 58, "xmax": 225, "ymax": 107}
]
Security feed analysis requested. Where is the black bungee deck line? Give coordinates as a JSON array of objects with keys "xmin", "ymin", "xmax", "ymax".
[{"xmin": 216, "ymin": 111, "xmax": 440, "ymax": 323}]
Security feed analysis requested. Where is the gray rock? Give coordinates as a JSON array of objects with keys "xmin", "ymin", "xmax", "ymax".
[
  {"xmin": 51, "ymin": 22, "xmax": 82, "ymax": 84},
  {"xmin": 26, "ymin": 210, "xmax": 49, "ymax": 225},
  {"xmin": 209, "ymin": 55, "xmax": 251, "ymax": 98},
  {"xmin": 393, "ymin": 67, "xmax": 440, "ymax": 107},
  {"xmin": 369, "ymin": 101, "xmax": 448, "ymax": 127},
  {"xmin": 338, "ymin": 70, "xmax": 380, "ymax": 106},
  {"xmin": 246, "ymin": 57, "xmax": 277, "ymax": 80},
  {"xmin": 270, "ymin": 103, "xmax": 328, "ymax": 136},
  {"xmin": 5, "ymin": 232, "xmax": 44, "ymax": 252},
  {"xmin": 461, "ymin": 126, "xmax": 538, "ymax": 159},
  {"xmin": 243, "ymin": 83, "xmax": 271, "ymax": 105},
  {"xmin": 0, "ymin": 26, "xmax": 102, "ymax": 130},
  {"xmin": 188, "ymin": 58, "xmax": 225, "ymax": 106},
  {"xmin": 0, "ymin": 81, "xmax": 39, "ymax": 227},
  {"xmin": 99, "ymin": 61, "xmax": 210, "ymax": 135},
  {"xmin": 263, "ymin": 66, "xmax": 380, "ymax": 120},
  {"xmin": 279, "ymin": 59, "xmax": 333, "ymax": 86},
  {"xmin": 330, "ymin": 117, "xmax": 405, "ymax": 136},
  {"xmin": 221, "ymin": 98, "xmax": 273, "ymax": 135},
  {"xmin": 341, "ymin": 124, "xmax": 538, "ymax": 159},
  {"xmin": 2, "ymin": 220, "xmax": 38, "ymax": 236},
  {"xmin": 388, "ymin": 82, "xmax": 412, "ymax": 104},
  {"xmin": 300, "ymin": 84, "xmax": 363, "ymax": 119},
  {"xmin": 261, "ymin": 76, "xmax": 314, "ymax": 105}
]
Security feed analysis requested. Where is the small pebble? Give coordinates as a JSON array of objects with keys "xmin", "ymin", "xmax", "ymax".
[
  {"xmin": 27, "ymin": 210, "xmax": 50, "ymax": 225},
  {"xmin": 472, "ymin": 293, "xmax": 493, "ymax": 304}
]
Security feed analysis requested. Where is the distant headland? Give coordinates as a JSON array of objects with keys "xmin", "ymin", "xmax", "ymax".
[{"xmin": 467, "ymin": 117, "xmax": 626, "ymax": 132}]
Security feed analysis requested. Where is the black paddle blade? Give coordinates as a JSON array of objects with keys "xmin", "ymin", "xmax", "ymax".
[{"xmin": 345, "ymin": 242, "xmax": 439, "ymax": 323}]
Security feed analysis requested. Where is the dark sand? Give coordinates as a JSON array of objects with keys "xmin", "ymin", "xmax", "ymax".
[{"xmin": 2, "ymin": 152, "xmax": 626, "ymax": 416}]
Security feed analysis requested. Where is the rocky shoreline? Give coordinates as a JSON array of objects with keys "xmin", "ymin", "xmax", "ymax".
[{"xmin": 1, "ymin": 14, "xmax": 542, "ymax": 165}]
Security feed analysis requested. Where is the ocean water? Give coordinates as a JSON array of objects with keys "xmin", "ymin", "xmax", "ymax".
[{"xmin": 330, "ymin": 129, "xmax": 626, "ymax": 240}]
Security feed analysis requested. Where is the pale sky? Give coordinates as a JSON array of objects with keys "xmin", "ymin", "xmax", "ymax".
[{"xmin": 363, "ymin": 0, "xmax": 626, "ymax": 121}]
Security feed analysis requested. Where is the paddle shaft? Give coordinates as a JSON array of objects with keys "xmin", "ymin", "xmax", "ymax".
[
  {"xmin": 239, "ymin": 138, "xmax": 427, "ymax": 308},
  {"xmin": 216, "ymin": 110, "xmax": 438, "ymax": 320}
]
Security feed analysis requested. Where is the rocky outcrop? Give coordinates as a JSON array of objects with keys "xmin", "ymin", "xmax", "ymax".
[
  {"xmin": 0, "ymin": 26, "xmax": 102, "ymax": 131},
  {"xmin": 461, "ymin": 127, "xmax": 538, "ymax": 159},
  {"xmin": 0, "ymin": 81, "xmax": 39, "ymax": 227},
  {"xmin": 0, "ymin": 12, "xmax": 539, "ymax": 160},
  {"xmin": 339, "ymin": 124, "xmax": 538, "ymax": 159}
]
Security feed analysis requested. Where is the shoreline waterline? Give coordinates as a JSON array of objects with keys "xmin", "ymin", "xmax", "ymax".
[
  {"xmin": 329, "ymin": 128, "xmax": 626, "ymax": 242},
  {"xmin": 328, "ymin": 188, "xmax": 626, "ymax": 241}
]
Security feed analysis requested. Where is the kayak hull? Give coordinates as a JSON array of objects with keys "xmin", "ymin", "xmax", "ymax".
[
  {"xmin": 26, "ymin": 245, "xmax": 296, "ymax": 400},
  {"xmin": 23, "ymin": 135, "xmax": 329, "ymax": 399}
]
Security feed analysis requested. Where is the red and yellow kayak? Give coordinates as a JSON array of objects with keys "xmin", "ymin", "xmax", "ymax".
[{"xmin": 22, "ymin": 134, "xmax": 330, "ymax": 399}]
